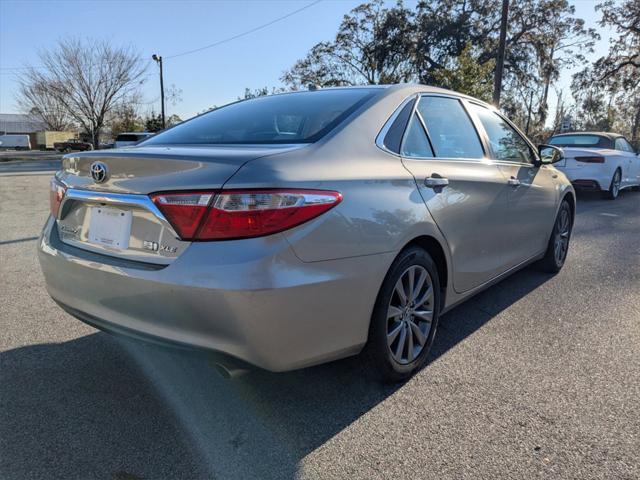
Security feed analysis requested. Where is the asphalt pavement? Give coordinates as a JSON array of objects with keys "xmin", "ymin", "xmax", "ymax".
[{"xmin": 1, "ymin": 165, "xmax": 638, "ymax": 479}]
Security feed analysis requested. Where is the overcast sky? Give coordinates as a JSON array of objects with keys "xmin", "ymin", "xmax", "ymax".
[{"xmin": 0, "ymin": 0, "xmax": 613, "ymax": 122}]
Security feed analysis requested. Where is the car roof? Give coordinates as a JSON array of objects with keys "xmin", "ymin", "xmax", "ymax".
[
  {"xmin": 270, "ymin": 84, "xmax": 492, "ymax": 104},
  {"xmin": 551, "ymin": 131, "xmax": 624, "ymax": 140}
]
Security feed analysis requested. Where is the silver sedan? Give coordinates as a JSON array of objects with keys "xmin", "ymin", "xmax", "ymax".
[{"xmin": 38, "ymin": 85, "xmax": 575, "ymax": 382}]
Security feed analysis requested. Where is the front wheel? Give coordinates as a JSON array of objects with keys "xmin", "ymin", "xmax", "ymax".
[
  {"xmin": 538, "ymin": 199, "xmax": 573, "ymax": 273},
  {"xmin": 362, "ymin": 247, "xmax": 441, "ymax": 383},
  {"xmin": 602, "ymin": 169, "xmax": 621, "ymax": 200}
]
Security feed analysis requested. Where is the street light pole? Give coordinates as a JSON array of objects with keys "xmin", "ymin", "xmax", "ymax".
[
  {"xmin": 493, "ymin": 0, "xmax": 509, "ymax": 107},
  {"xmin": 152, "ymin": 54, "xmax": 165, "ymax": 129}
]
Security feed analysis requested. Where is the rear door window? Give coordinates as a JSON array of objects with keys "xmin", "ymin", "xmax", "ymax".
[
  {"xmin": 401, "ymin": 113, "xmax": 434, "ymax": 157},
  {"xmin": 468, "ymin": 104, "xmax": 535, "ymax": 164},
  {"xmin": 416, "ymin": 96, "xmax": 484, "ymax": 159}
]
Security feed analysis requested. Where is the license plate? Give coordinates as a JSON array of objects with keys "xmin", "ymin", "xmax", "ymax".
[{"xmin": 88, "ymin": 207, "xmax": 132, "ymax": 249}]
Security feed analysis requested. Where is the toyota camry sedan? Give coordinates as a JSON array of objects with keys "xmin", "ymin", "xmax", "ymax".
[{"xmin": 39, "ymin": 85, "xmax": 575, "ymax": 382}]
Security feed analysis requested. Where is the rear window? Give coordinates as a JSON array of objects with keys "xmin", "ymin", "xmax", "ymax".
[
  {"xmin": 548, "ymin": 135, "xmax": 611, "ymax": 148},
  {"xmin": 143, "ymin": 89, "xmax": 379, "ymax": 145}
]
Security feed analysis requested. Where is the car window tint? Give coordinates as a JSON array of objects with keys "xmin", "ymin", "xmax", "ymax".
[
  {"xmin": 615, "ymin": 138, "xmax": 624, "ymax": 151},
  {"xmin": 401, "ymin": 113, "xmax": 434, "ymax": 157},
  {"xmin": 615, "ymin": 138, "xmax": 634, "ymax": 152},
  {"xmin": 548, "ymin": 134, "xmax": 610, "ymax": 148},
  {"xmin": 416, "ymin": 96, "xmax": 484, "ymax": 159},
  {"xmin": 383, "ymin": 99, "xmax": 415, "ymax": 153},
  {"xmin": 116, "ymin": 134, "xmax": 140, "ymax": 142},
  {"xmin": 624, "ymin": 139, "xmax": 636, "ymax": 153},
  {"xmin": 143, "ymin": 88, "xmax": 379, "ymax": 145},
  {"xmin": 469, "ymin": 104, "xmax": 534, "ymax": 164}
]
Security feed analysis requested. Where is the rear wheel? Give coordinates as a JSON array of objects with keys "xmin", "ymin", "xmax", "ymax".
[
  {"xmin": 602, "ymin": 169, "xmax": 621, "ymax": 200},
  {"xmin": 363, "ymin": 247, "xmax": 441, "ymax": 383},
  {"xmin": 538, "ymin": 199, "xmax": 572, "ymax": 273}
]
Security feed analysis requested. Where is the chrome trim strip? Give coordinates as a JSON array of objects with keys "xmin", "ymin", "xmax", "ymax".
[{"xmin": 60, "ymin": 188, "xmax": 169, "ymax": 224}]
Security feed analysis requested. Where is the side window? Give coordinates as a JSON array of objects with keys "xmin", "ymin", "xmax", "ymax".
[
  {"xmin": 401, "ymin": 113, "xmax": 434, "ymax": 157},
  {"xmin": 615, "ymin": 138, "xmax": 634, "ymax": 153},
  {"xmin": 416, "ymin": 96, "xmax": 484, "ymax": 159},
  {"xmin": 469, "ymin": 104, "xmax": 535, "ymax": 164},
  {"xmin": 383, "ymin": 99, "xmax": 415, "ymax": 153}
]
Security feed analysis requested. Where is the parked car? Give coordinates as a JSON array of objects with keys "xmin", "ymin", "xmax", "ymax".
[
  {"xmin": 38, "ymin": 85, "xmax": 575, "ymax": 382},
  {"xmin": 0, "ymin": 134, "xmax": 31, "ymax": 150},
  {"xmin": 114, "ymin": 132, "xmax": 154, "ymax": 148},
  {"xmin": 548, "ymin": 132, "xmax": 640, "ymax": 199},
  {"xmin": 54, "ymin": 139, "xmax": 93, "ymax": 153}
]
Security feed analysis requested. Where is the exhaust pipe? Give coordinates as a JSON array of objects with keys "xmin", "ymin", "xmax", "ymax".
[{"xmin": 212, "ymin": 361, "xmax": 250, "ymax": 379}]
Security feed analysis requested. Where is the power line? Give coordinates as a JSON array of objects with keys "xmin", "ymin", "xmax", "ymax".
[
  {"xmin": 165, "ymin": 0, "xmax": 323, "ymax": 60},
  {"xmin": 1, "ymin": 2, "xmax": 322, "ymax": 73}
]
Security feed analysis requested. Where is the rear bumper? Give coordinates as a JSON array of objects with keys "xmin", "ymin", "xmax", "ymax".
[
  {"xmin": 571, "ymin": 179, "xmax": 602, "ymax": 191},
  {"xmin": 38, "ymin": 216, "xmax": 392, "ymax": 371},
  {"xmin": 555, "ymin": 165, "xmax": 612, "ymax": 191}
]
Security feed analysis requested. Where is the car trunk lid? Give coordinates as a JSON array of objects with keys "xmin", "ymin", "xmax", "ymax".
[
  {"xmin": 555, "ymin": 147, "xmax": 610, "ymax": 168},
  {"xmin": 54, "ymin": 145, "xmax": 303, "ymax": 264}
]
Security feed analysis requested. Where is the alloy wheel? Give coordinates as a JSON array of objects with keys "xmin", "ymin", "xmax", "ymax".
[
  {"xmin": 612, "ymin": 171, "xmax": 621, "ymax": 198},
  {"xmin": 386, "ymin": 265, "xmax": 434, "ymax": 365},
  {"xmin": 553, "ymin": 207, "xmax": 571, "ymax": 265}
]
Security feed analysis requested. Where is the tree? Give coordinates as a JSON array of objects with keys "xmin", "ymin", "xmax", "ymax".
[
  {"xmin": 109, "ymin": 104, "xmax": 143, "ymax": 137},
  {"xmin": 430, "ymin": 43, "xmax": 495, "ymax": 102},
  {"xmin": 17, "ymin": 38, "xmax": 146, "ymax": 148},
  {"xmin": 282, "ymin": 0, "xmax": 415, "ymax": 88},
  {"xmin": 282, "ymin": 0, "xmax": 595, "ymax": 137},
  {"xmin": 16, "ymin": 78, "xmax": 73, "ymax": 131},
  {"xmin": 240, "ymin": 87, "xmax": 275, "ymax": 100},
  {"xmin": 166, "ymin": 114, "xmax": 183, "ymax": 128},
  {"xmin": 572, "ymin": 0, "xmax": 640, "ymax": 144},
  {"xmin": 413, "ymin": 0, "xmax": 499, "ymax": 84},
  {"xmin": 144, "ymin": 112, "xmax": 164, "ymax": 132},
  {"xmin": 591, "ymin": 0, "xmax": 639, "ymax": 87}
]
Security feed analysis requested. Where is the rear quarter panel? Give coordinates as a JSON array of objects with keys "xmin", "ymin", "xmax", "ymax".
[{"xmin": 221, "ymin": 87, "xmax": 449, "ymax": 264}]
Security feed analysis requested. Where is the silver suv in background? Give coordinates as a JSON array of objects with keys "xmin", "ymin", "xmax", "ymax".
[
  {"xmin": 39, "ymin": 85, "xmax": 574, "ymax": 382},
  {"xmin": 114, "ymin": 132, "xmax": 154, "ymax": 148}
]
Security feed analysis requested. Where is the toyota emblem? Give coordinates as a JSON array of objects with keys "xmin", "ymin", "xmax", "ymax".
[{"xmin": 90, "ymin": 161, "xmax": 108, "ymax": 183}]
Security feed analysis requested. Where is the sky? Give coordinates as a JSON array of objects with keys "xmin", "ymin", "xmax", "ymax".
[{"xmin": 0, "ymin": 0, "xmax": 614, "ymax": 123}]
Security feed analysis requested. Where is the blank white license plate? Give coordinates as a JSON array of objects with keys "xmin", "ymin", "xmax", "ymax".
[{"xmin": 88, "ymin": 207, "xmax": 132, "ymax": 249}]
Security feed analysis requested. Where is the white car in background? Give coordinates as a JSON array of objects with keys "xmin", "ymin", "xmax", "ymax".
[
  {"xmin": 114, "ymin": 132, "xmax": 154, "ymax": 148},
  {"xmin": 548, "ymin": 132, "xmax": 640, "ymax": 199}
]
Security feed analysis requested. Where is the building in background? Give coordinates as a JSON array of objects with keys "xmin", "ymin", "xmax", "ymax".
[
  {"xmin": 0, "ymin": 114, "xmax": 46, "ymax": 135},
  {"xmin": 0, "ymin": 114, "xmax": 80, "ymax": 150}
]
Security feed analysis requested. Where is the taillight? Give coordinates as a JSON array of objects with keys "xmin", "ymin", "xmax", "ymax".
[
  {"xmin": 151, "ymin": 189, "xmax": 342, "ymax": 241},
  {"xmin": 575, "ymin": 156, "xmax": 605, "ymax": 163},
  {"xmin": 49, "ymin": 176, "xmax": 66, "ymax": 218},
  {"xmin": 151, "ymin": 192, "xmax": 213, "ymax": 239}
]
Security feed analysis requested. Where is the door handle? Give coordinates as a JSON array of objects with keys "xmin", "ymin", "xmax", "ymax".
[
  {"xmin": 424, "ymin": 175, "xmax": 449, "ymax": 188},
  {"xmin": 508, "ymin": 177, "xmax": 521, "ymax": 187}
]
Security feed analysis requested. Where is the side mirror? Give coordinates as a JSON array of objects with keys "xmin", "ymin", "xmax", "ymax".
[{"xmin": 537, "ymin": 144, "xmax": 564, "ymax": 165}]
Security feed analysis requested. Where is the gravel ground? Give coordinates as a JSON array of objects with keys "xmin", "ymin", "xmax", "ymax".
[{"xmin": 1, "ymin": 167, "xmax": 638, "ymax": 480}]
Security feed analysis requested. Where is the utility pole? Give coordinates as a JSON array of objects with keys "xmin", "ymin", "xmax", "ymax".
[
  {"xmin": 493, "ymin": 0, "xmax": 509, "ymax": 107},
  {"xmin": 152, "ymin": 54, "xmax": 166, "ymax": 129}
]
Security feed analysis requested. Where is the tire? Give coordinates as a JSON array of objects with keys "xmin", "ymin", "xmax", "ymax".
[
  {"xmin": 537, "ymin": 199, "xmax": 573, "ymax": 273},
  {"xmin": 362, "ymin": 247, "xmax": 441, "ymax": 383},
  {"xmin": 602, "ymin": 169, "xmax": 622, "ymax": 200}
]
